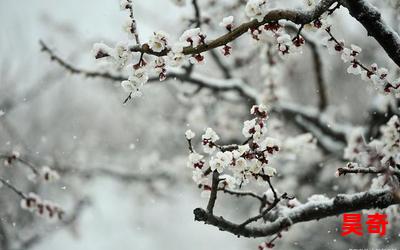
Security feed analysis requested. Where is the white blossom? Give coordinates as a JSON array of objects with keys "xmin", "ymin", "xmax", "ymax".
[
  {"xmin": 347, "ymin": 63, "xmax": 361, "ymax": 75},
  {"xmin": 245, "ymin": 0, "xmax": 269, "ymax": 22},
  {"xmin": 41, "ymin": 166, "xmax": 60, "ymax": 182},
  {"xmin": 149, "ymin": 31, "xmax": 169, "ymax": 53},
  {"xmin": 242, "ymin": 119, "xmax": 257, "ymax": 138},
  {"xmin": 185, "ymin": 129, "xmax": 195, "ymax": 140},
  {"xmin": 219, "ymin": 16, "xmax": 234, "ymax": 31},
  {"xmin": 179, "ymin": 28, "xmax": 205, "ymax": 47},
  {"xmin": 187, "ymin": 152, "xmax": 204, "ymax": 169},
  {"xmin": 264, "ymin": 166, "xmax": 277, "ymax": 177}
]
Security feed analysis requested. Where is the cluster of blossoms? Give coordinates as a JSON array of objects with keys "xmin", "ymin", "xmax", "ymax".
[
  {"xmin": 249, "ymin": 21, "xmax": 305, "ymax": 56},
  {"xmin": 20, "ymin": 192, "xmax": 64, "ymax": 220},
  {"xmin": 323, "ymin": 28, "xmax": 400, "ymax": 96},
  {"xmin": 186, "ymin": 105, "xmax": 281, "ymax": 197},
  {"xmin": 342, "ymin": 115, "xmax": 400, "ymax": 178}
]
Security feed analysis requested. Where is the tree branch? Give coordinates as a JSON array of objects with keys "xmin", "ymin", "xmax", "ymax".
[
  {"xmin": 341, "ymin": 0, "xmax": 400, "ymax": 68},
  {"xmin": 194, "ymin": 189, "xmax": 399, "ymax": 238},
  {"xmin": 129, "ymin": 0, "xmax": 338, "ymax": 57}
]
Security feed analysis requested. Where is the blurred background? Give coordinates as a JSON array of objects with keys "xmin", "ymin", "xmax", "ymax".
[{"xmin": 0, "ymin": 0, "xmax": 400, "ymax": 249}]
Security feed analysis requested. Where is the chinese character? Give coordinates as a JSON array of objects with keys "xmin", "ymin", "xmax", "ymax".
[
  {"xmin": 366, "ymin": 213, "xmax": 388, "ymax": 236},
  {"xmin": 341, "ymin": 213, "xmax": 363, "ymax": 236}
]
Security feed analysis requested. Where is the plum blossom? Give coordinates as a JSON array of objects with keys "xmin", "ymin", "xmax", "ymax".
[
  {"xmin": 219, "ymin": 16, "xmax": 234, "ymax": 31},
  {"xmin": 202, "ymin": 128, "xmax": 220, "ymax": 154},
  {"xmin": 379, "ymin": 115, "xmax": 400, "ymax": 164},
  {"xmin": 149, "ymin": 31, "xmax": 169, "ymax": 52},
  {"xmin": 347, "ymin": 62, "xmax": 361, "ymax": 75},
  {"xmin": 245, "ymin": 0, "xmax": 269, "ymax": 22},
  {"xmin": 277, "ymin": 34, "xmax": 292, "ymax": 55},
  {"xmin": 185, "ymin": 129, "xmax": 195, "ymax": 140},
  {"xmin": 121, "ymin": 67, "xmax": 149, "ymax": 96},
  {"xmin": 20, "ymin": 193, "xmax": 64, "ymax": 219},
  {"xmin": 187, "ymin": 152, "xmax": 205, "ymax": 169},
  {"xmin": 242, "ymin": 119, "xmax": 257, "ymax": 138},
  {"xmin": 179, "ymin": 28, "xmax": 206, "ymax": 47},
  {"xmin": 40, "ymin": 166, "xmax": 60, "ymax": 182},
  {"xmin": 264, "ymin": 166, "xmax": 277, "ymax": 177}
]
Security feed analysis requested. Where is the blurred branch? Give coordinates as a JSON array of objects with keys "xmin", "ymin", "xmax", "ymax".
[
  {"xmin": 0, "ymin": 219, "xmax": 9, "ymax": 250},
  {"xmin": 15, "ymin": 198, "xmax": 90, "ymax": 250},
  {"xmin": 0, "ymin": 177, "xmax": 27, "ymax": 199},
  {"xmin": 286, "ymin": 25, "xmax": 328, "ymax": 111},
  {"xmin": 337, "ymin": 166, "xmax": 400, "ymax": 178},
  {"xmin": 41, "ymin": 38, "xmax": 348, "ymax": 154},
  {"xmin": 39, "ymin": 40, "xmax": 125, "ymax": 82},
  {"xmin": 60, "ymin": 166, "xmax": 174, "ymax": 184}
]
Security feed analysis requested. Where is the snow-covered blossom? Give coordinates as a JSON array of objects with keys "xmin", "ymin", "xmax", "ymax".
[
  {"xmin": 251, "ymin": 104, "xmax": 268, "ymax": 118},
  {"xmin": 242, "ymin": 119, "xmax": 257, "ymax": 138},
  {"xmin": 245, "ymin": 0, "xmax": 269, "ymax": 22},
  {"xmin": 234, "ymin": 157, "xmax": 248, "ymax": 171},
  {"xmin": 238, "ymin": 144, "xmax": 250, "ymax": 155},
  {"xmin": 379, "ymin": 115, "xmax": 400, "ymax": 164},
  {"xmin": 202, "ymin": 128, "xmax": 220, "ymax": 154},
  {"xmin": 277, "ymin": 34, "xmax": 292, "ymax": 55},
  {"xmin": 92, "ymin": 42, "xmax": 130, "ymax": 69},
  {"xmin": 187, "ymin": 152, "xmax": 205, "ymax": 169},
  {"xmin": 264, "ymin": 166, "xmax": 277, "ymax": 177},
  {"xmin": 179, "ymin": 28, "xmax": 206, "ymax": 47},
  {"xmin": 40, "ymin": 166, "xmax": 60, "ymax": 182},
  {"xmin": 167, "ymin": 43, "xmax": 187, "ymax": 67},
  {"xmin": 185, "ymin": 129, "xmax": 195, "ymax": 140},
  {"xmin": 210, "ymin": 152, "xmax": 233, "ymax": 173},
  {"xmin": 347, "ymin": 62, "xmax": 361, "ymax": 75},
  {"xmin": 148, "ymin": 31, "xmax": 169, "ymax": 53},
  {"xmin": 121, "ymin": 67, "xmax": 149, "ymax": 95},
  {"xmin": 92, "ymin": 43, "xmax": 114, "ymax": 60},
  {"xmin": 153, "ymin": 57, "xmax": 167, "ymax": 81},
  {"xmin": 219, "ymin": 16, "xmax": 234, "ymax": 31}
]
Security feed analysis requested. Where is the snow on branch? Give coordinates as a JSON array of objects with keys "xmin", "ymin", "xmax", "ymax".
[
  {"xmin": 341, "ymin": 0, "xmax": 400, "ymax": 67},
  {"xmin": 194, "ymin": 189, "xmax": 399, "ymax": 238},
  {"xmin": 129, "ymin": 0, "xmax": 338, "ymax": 57}
]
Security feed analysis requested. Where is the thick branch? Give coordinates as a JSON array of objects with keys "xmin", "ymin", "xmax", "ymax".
[
  {"xmin": 341, "ymin": 0, "xmax": 400, "ymax": 67},
  {"xmin": 338, "ymin": 166, "xmax": 400, "ymax": 178},
  {"xmin": 194, "ymin": 189, "xmax": 398, "ymax": 238},
  {"xmin": 130, "ymin": 0, "xmax": 337, "ymax": 56}
]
